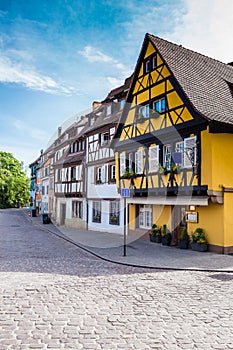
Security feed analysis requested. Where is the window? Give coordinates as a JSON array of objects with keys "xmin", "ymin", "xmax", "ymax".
[
  {"xmin": 144, "ymin": 55, "xmax": 156, "ymax": 73},
  {"xmin": 97, "ymin": 167, "xmax": 102, "ymax": 183},
  {"xmin": 175, "ymin": 142, "xmax": 185, "ymax": 167},
  {"xmin": 90, "ymin": 117, "xmax": 95, "ymax": 126},
  {"xmin": 135, "ymin": 149, "xmax": 143, "ymax": 174},
  {"xmin": 46, "ymin": 185, "xmax": 49, "ymax": 195},
  {"xmin": 71, "ymin": 167, "xmax": 76, "ymax": 180},
  {"xmin": 72, "ymin": 201, "xmax": 83, "ymax": 219},
  {"xmin": 139, "ymin": 205, "xmax": 152, "ymax": 229},
  {"xmin": 145, "ymin": 59, "xmax": 150, "ymax": 73},
  {"xmin": 163, "ymin": 145, "xmax": 171, "ymax": 170},
  {"xmin": 120, "ymin": 153, "xmax": 126, "ymax": 177},
  {"xmin": 152, "ymin": 56, "xmax": 157, "ymax": 69},
  {"xmin": 184, "ymin": 136, "xmax": 197, "ymax": 168},
  {"xmin": 101, "ymin": 132, "xmax": 109, "ymax": 146},
  {"xmin": 153, "ymin": 98, "xmax": 166, "ymax": 113},
  {"xmin": 111, "ymin": 165, "xmax": 116, "ymax": 181},
  {"xmin": 106, "ymin": 105, "xmax": 111, "ymax": 116},
  {"xmin": 57, "ymin": 169, "xmax": 62, "ymax": 181},
  {"xmin": 138, "ymin": 105, "xmax": 150, "ymax": 119},
  {"xmin": 149, "ymin": 145, "xmax": 159, "ymax": 172},
  {"xmin": 128, "ymin": 153, "xmax": 134, "ymax": 171},
  {"xmin": 109, "ymin": 201, "xmax": 120, "ymax": 225},
  {"xmin": 120, "ymin": 100, "xmax": 125, "ymax": 109},
  {"xmin": 92, "ymin": 201, "xmax": 101, "ymax": 223},
  {"xmin": 42, "ymin": 186, "xmax": 45, "ymax": 195}
]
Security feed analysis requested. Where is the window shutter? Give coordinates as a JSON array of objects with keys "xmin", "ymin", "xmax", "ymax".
[
  {"xmin": 120, "ymin": 153, "xmax": 126, "ymax": 176},
  {"xmin": 149, "ymin": 145, "xmax": 159, "ymax": 172},
  {"xmin": 184, "ymin": 136, "xmax": 196, "ymax": 168},
  {"xmin": 101, "ymin": 164, "xmax": 108, "ymax": 183},
  {"xmin": 135, "ymin": 149, "xmax": 143, "ymax": 174}
]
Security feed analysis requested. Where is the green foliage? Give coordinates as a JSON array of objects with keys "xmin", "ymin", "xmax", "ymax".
[
  {"xmin": 0, "ymin": 152, "xmax": 30, "ymax": 208},
  {"xmin": 191, "ymin": 227, "xmax": 207, "ymax": 243},
  {"xmin": 150, "ymin": 223, "xmax": 161, "ymax": 237},
  {"xmin": 180, "ymin": 227, "xmax": 189, "ymax": 241},
  {"xmin": 161, "ymin": 224, "xmax": 171, "ymax": 237}
]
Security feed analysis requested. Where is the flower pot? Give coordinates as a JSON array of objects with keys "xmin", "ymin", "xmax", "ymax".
[
  {"xmin": 191, "ymin": 242, "xmax": 208, "ymax": 252},
  {"xmin": 150, "ymin": 235, "xmax": 157, "ymax": 243},
  {"xmin": 162, "ymin": 236, "xmax": 171, "ymax": 246},
  {"xmin": 155, "ymin": 235, "xmax": 162, "ymax": 243},
  {"xmin": 179, "ymin": 239, "xmax": 189, "ymax": 249}
]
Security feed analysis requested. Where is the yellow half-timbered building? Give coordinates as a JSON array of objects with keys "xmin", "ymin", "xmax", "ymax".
[{"xmin": 113, "ymin": 33, "xmax": 233, "ymax": 253}]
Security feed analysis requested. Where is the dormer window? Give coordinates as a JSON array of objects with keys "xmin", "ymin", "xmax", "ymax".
[
  {"xmin": 120, "ymin": 100, "xmax": 125, "ymax": 109},
  {"xmin": 106, "ymin": 105, "xmax": 111, "ymax": 116},
  {"xmin": 90, "ymin": 117, "xmax": 95, "ymax": 126}
]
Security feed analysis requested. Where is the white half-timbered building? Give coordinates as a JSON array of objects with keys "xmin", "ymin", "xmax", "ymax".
[{"xmin": 86, "ymin": 77, "xmax": 132, "ymax": 233}]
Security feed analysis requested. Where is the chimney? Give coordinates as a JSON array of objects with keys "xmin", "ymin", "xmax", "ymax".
[
  {"xmin": 58, "ymin": 126, "xmax": 62, "ymax": 137},
  {"xmin": 92, "ymin": 101, "xmax": 101, "ymax": 110}
]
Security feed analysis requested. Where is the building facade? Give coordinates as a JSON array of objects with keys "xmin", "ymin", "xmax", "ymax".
[{"xmin": 113, "ymin": 34, "xmax": 233, "ymax": 253}]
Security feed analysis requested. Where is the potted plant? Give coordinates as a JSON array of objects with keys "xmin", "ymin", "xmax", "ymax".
[
  {"xmin": 137, "ymin": 113, "xmax": 144, "ymax": 122},
  {"xmin": 171, "ymin": 162, "xmax": 180, "ymax": 174},
  {"xmin": 149, "ymin": 224, "xmax": 161, "ymax": 243},
  {"xmin": 161, "ymin": 224, "xmax": 172, "ymax": 246},
  {"xmin": 159, "ymin": 165, "xmax": 169, "ymax": 176},
  {"xmin": 191, "ymin": 227, "xmax": 208, "ymax": 252},
  {"xmin": 179, "ymin": 227, "xmax": 189, "ymax": 249},
  {"xmin": 128, "ymin": 168, "xmax": 136, "ymax": 178}
]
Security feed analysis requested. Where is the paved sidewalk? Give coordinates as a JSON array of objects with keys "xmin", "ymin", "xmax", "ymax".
[{"xmin": 29, "ymin": 212, "xmax": 233, "ymax": 272}]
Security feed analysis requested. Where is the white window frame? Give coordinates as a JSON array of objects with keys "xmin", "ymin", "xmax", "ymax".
[
  {"xmin": 139, "ymin": 105, "xmax": 150, "ymax": 119},
  {"xmin": 139, "ymin": 205, "xmax": 152, "ymax": 229},
  {"xmin": 92, "ymin": 201, "xmax": 101, "ymax": 223},
  {"xmin": 153, "ymin": 98, "xmax": 166, "ymax": 113},
  {"xmin": 120, "ymin": 153, "xmax": 126, "ymax": 177},
  {"xmin": 135, "ymin": 149, "xmax": 143, "ymax": 174},
  {"xmin": 111, "ymin": 165, "xmax": 116, "ymax": 180},
  {"xmin": 175, "ymin": 141, "xmax": 185, "ymax": 168},
  {"xmin": 163, "ymin": 145, "xmax": 171, "ymax": 170},
  {"xmin": 149, "ymin": 145, "xmax": 159, "ymax": 172},
  {"xmin": 145, "ymin": 59, "xmax": 150, "ymax": 73},
  {"xmin": 72, "ymin": 201, "xmax": 83, "ymax": 219},
  {"xmin": 184, "ymin": 136, "xmax": 197, "ymax": 168},
  {"xmin": 152, "ymin": 55, "xmax": 157, "ymax": 69}
]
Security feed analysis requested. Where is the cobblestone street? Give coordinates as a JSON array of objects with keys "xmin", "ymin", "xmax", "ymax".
[{"xmin": 0, "ymin": 209, "xmax": 233, "ymax": 349}]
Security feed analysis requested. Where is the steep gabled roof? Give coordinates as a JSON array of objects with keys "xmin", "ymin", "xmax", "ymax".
[{"xmin": 148, "ymin": 34, "xmax": 233, "ymax": 125}]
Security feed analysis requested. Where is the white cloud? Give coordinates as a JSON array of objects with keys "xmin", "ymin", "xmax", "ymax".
[
  {"xmin": 0, "ymin": 53, "xmax": 77, "ymax": 95},
  {"xmin": 163, "ymin": 0, "xmax": 233, "ymax": 63},
  {"xmin": 79, "ymin": 45, "xmax": 131, "ymax": 76},
  {"xmin": 106, "ymin": 77, "xmax": 125, "ymax": 89}
]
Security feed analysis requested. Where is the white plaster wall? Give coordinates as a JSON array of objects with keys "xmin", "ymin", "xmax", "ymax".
[{"xmin": 88, "ymin": 199, "xmax": 125, "ymax": 234}]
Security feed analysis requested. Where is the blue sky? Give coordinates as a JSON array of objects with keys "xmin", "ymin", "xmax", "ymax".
[{"xmin": 0, "ymin": 0, "xmax": 233, "ymax": 168}]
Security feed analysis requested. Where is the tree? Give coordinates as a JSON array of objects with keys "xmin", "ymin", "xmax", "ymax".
[{"xmin": 0, "ymin": 152, "xmax": 30, "ymax": 208}]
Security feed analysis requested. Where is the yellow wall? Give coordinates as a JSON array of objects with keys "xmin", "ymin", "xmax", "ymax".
[
  {"xmin": 152, "ymin": 205, "xmax": 172, "ymax": 231},
  {"xmin": 223, "ymin": 193, "xmax": 233, "ymax": 246},
  {"xmin": 202, "ymin": 130, "xmax": 233, "ymax": 190},
  {"xmin": 129, "ymin": 204, "xmax": 136, "ymax": 230},
  {"xmin": 188, "ymin": 203, "xmax": 224, "ymax": 246}
]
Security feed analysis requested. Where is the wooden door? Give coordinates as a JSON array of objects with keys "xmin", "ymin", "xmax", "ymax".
[{"xmin": 172, "ymin": 206, "xmax": 187, "ymax": 245}]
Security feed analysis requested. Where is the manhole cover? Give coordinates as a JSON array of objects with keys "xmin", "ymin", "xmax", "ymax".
[{"xmin": 10, "ymin": 225, "xmax": 21, "ymax": 227}]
